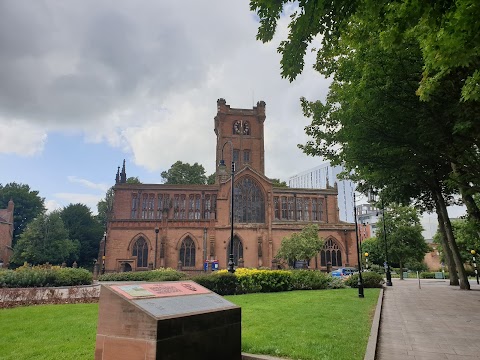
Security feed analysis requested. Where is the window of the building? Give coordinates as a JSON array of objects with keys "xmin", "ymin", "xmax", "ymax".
[
  {"xmin": 212, "ymin": 195, "xmax": 217, "ymax": 219},
  {"xmin": 132, "ymin": 237, "xmax": 148, "ymax": 268},
  {"xmin": 318, "ymin": 198, "xmax": 324, "ymax": 221},
  {"xmin": 131, "ymin": 194, "xmax": 138, "ymax": 218},
  {"xmin": 243, "ymin": 121, "xmax": 250, "ymax": 135},
  {"xmin": 281, "ymin": 197, "xmax": 287, "ymax": 219},
  {"xmin": 288, "ymin": 197, "xmax": 294, "ymax": 220},
  {"xmin": 141, "ymin": 194, "xmax": 148, "ymax": 219},
  {"xmin": 320, "ymin": 239, "xmax": 342, "ymax": 267},
  {"xmin": 233, "ymin": 120, "xmax": 241, "ymax": 134},
  {"xmin": 234, "ymin": 177, "xmax": 265, "ymax": 223},
  {"xmin": 304, "ymin": 198, "xmax": 310, "ymax": 221},
  {"xmin": 204, "ymin": 195, "xmax": 211, "ymax": 219},
  {"xmin": 274, "ymin": 196, "xmax": 280, "ymax": 220},
  {"xmin": 173, "ymin": 195, "xmax": 180, "ymax": 219},
  {"xmin": 228, "ymin": 236, "xmax": 244, "ymax": 266},
  {"xmin": 180, "ymin": 237, "xmax": 196, "ymax": 267},
  {"xmin": 148, "ymin": 194, "xmax": 155, "ymax": 219},
  {"xmin": 233, "ymin": 149, "xmax": 239, "ymax": 163},
  {"xmin": 296, "ymin": 197, "xmax": 304, "ymax": 221},
  {"xmin": 243, "ymin": 150, "xmax": 250, "ymax": 163},
  {"xmin": 195, "ymin": 194, "xmax": 201, "ymax": 219},
  {"xmin": 188, "ymin": 194, "xmax": 195, "ymax": 220},
  {"xmin": 157, "ymin": 194, "xmax": 163, "ymax": 219},
  {"xmin": 180, "ymin": 194, "xmax": 186, "ymax": 219},
  {"xmin": 312, "ymin": 198, "xmax": 318, "ymax": 221}
]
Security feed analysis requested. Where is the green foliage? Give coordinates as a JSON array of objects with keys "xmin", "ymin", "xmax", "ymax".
[
  {"xmin": 290, "ymin": 270, "xmax": 330, "ymax": 290},
  {"xmin": 0, "ymin": 182, "xmax": 45, "ymax": 245},
  {"xmin": 60, "ymin": 204, "xmax": 104, "ymax": 267},
  {"xmin": 98, "ymin": 268, "xmax": 187, "ymax": 282},
  {"xmin": 345, "ymin": 272, "xmax": 384, "ymax": 288},
  {"xmin": 161, "ymin": 161, "xmax": 208, "ymax": 185},
  {"xmin": 192, "ymin": 272, "xmax": 238, "ymax": 295},
  {"xmin": 361, "ymin": 237, "xmax": 383, "ymax": 266},
  {"xmin": 0, "ymin": 265, "xmax": 92, "ymax": 288},
  {"xmin": 11, "ymin": 211, "xmax": 79, "ymax": 266},
  {"xmin": 327, "ymin": 276, "xmax": 347, "ymax": 289},
  {"xmin": 207, "ymin": 173, "xmax": 216, "ymax": 185},
  {"xmin": 275, "ymin": 224, "xmax": 324, "ymax": 266},
  {"xmin": 270, "ymin": 178, "xmax": 288, "ymax": 187}
]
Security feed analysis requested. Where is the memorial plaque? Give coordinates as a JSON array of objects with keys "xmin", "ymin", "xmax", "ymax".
[{"xmin": 95, "ymin": 280, "xmax": 241, "ymax": 360}]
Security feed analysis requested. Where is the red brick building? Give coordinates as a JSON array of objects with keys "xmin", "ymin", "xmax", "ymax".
[
  {"xmin": 103, "ymin": 99, "xmax": 358, "ymax": 272},
  {"xmin": 0, "ymin": 199, "xmax": 14, "ymax": 268}
]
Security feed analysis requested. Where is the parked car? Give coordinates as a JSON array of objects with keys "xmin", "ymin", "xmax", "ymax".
[{"xmin": 330, "ymin": 267, "xmax": 357, "ymax": 278}]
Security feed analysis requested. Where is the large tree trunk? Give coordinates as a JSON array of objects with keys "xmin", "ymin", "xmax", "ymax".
[
  {"xmin": 436, "ymin": 211, "xmax": 459, "ymax": 286},
  {"xmin": 399, "ymin": 260, "xmax": 404, "ymax": 280},
  {"xmin": 433, "ymin": 186, "xmax": 470, "ymax": 290},
  {"xmin": 451, "ymin": 162, "xmax": 480, "ymax": 224}
]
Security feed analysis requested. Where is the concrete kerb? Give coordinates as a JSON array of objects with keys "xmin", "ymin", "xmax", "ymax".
[
  {"xmin": 242, "ymin": 353, "xmax": 291, "ymax": 360},
  {"xmin": 363, "ymin": 287, "xmax": 384, "ymax": 360}
]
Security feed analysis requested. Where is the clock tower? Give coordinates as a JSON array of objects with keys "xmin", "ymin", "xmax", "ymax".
[{"xmin": 214, "ymin": 98, "xmax": 266, "ymax": 179}]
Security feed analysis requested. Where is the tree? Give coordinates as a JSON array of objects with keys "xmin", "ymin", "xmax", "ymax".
[
  {"xmin": 61, "ymin": 204, "xmax": 104, "ymax": 267},
  {"xmin": 377, "ymin": 205, "xmax": 429, "ymax": 279},
  {"xmin": 207, "ymin": 173, "xmax": 216, "ymax": 185},
  {"xmin": 271, "ymin": 178, "xmax": 288, "ymax": 187},
  {"xmin": 360, "ymin": 237, "xmax": 383, "ymax": 266},
  {"xmin": 0, "ymin": 182, "xmax": 45, "ymax": 245},
  {"xmin": 97, "ymin": 176, "xmax": 141, "ymax": 227},
  {"xmin": 275, "ymin": 224, "xmax": 324, "ymax": 267},
  {"xmin": 11, "ymin": 211, "xmax": 78, "ymax": 265},
  {"xmin": 161, "ymin": 161, "xmax": 208, "ymax": 185}
]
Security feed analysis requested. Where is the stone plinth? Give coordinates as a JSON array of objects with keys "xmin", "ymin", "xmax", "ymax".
[{"xmin": 95, "ymin": 281, "xmax": 241, "ymax": 360}]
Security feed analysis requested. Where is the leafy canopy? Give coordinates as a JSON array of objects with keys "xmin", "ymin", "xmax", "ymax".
[
  {"xmin": 275, "ymin": 224, "xmax": 324, "ymax": 266},
  {"xmin": 161, "ymin": 161, "xmax": 208, "ymax": 185}
]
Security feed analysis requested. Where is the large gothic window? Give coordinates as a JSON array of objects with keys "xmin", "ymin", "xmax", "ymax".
[
  {"xmin": 132, "ymin": 237, "xmax": 148, "ymax": 268},
  {"xmin": 234, "ymin": 177, "xmax": 265, "ymax": 223},
  {"xmin": 180, "ymin": 237, "xmax": 196, "ymax": 267},
  {"xmin": 320, "ymin": 238, "xmax": 342, "ymax": 267},
  {"xmin": 227, "ymin": 236, "xmax": 243, "ymax": 266}
]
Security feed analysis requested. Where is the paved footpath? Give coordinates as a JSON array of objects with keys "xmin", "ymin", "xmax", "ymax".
[{"xmin": 377, "ymin": 278, "xmax": 480, "ymax": 360}]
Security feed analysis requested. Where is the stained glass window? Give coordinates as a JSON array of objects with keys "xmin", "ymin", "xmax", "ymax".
[
  {"xmin": 180, "ymin": 237, "xmax": 196, "ymax": 267},
  {"xmin": 132, "ymin": 237, "xmax": 148, "ymax": 268},
  {"xmin": 320, "ymin": 239, "xmax": 342, "ymax": 267},
  {"xmin": 227, "ymin": 236, "xmax": 243, "ymax": 266},
  {"xmin": 234, "ymin": 177, "xmax": 265, "ymax": 223}
]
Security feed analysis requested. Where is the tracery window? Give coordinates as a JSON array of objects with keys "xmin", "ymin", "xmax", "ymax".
[
  {"xmin": 132, "ymin": 237, "xmax": 148, "ymax": 268},
  {"xmin": 141, "ymin": 194, "xmax": 148, "ymax": 219},
  {"xmin": 228, "ymin": 236, "xmax": 244, "ymax": 266},
  {"xmin": 318, "ymin": 198, "xmax": 324, "ymax": 221},
  {"xmin": 131, "ymin": 194, "xmax": 138, "ymax": 218},
  {"xmin": 320, "ymin": 238, "xmax": 342, "ymax": 267},
  {"xmin": 274, "ymin": 197, "xmax": 280, "ymax": 220},
  {"xmin": 312, "ymin": 198, "xmax": 318, "ymax": 221},
  {"xmin": 243, "ymin": 150, "xmax": 250, "ymax": 163},
  {"xmin": 180, "ymin": 237, "xmax": 196, "ymax": 267},
  {"xmin": 234, "ymin": 177, "xmax": 265, "ymax": 223},
  {"xmin": 233, "ymin": 149, "xmax": 239, "ymax": 163}
]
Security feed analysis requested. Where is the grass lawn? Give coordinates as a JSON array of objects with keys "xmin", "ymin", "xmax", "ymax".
[{"xmin": 0, "ymin": 288, "xmax": 379, "ymax": 360}]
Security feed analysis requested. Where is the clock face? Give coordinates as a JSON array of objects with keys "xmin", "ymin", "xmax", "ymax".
[{"xmin": 243, "ymin": 121, "xmax": 250, "ymax": 135}]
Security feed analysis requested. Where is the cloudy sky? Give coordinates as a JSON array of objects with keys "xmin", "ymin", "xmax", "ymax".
[{"xmin": 0, "ymin": 1, "xmax": 332, "ymax": 213}]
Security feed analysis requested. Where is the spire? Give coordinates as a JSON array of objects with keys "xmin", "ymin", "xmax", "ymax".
[
  {"xmin": 115, "ymin": 166, "xmax": 120, "ymax": 184},
  {"xmin": 120, "ymin": 159, "xmax": 127, "ymax": 183}
]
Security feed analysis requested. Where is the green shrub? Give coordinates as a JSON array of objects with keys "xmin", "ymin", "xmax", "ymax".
[
  {"xmin": 0, "ymin": 266, "xmax": 92, "ymax": 288},
  {"xmin": 192, "ymin": 272, "xmax": 238, "ymax": 295},
  {"xmin": 98, "ymin": 268, "xmax": 187, "ymax": 282},
  {"xmin": 345, "ymin": 272, "xmax": 384, "ymax": 288},
  {"xmin": 290, "ymin": 270, "xmax": 329, "ymax": 290},
  {"xmin": 327, "ymin": 276, "xmax": 347, "ymax": 289},
  {"xmin": 249, "ymin": 270, "xmax": 292, "ymax": 292}
]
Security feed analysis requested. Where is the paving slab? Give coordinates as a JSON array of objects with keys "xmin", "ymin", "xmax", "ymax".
[{"xmin": 377, "ymin": 278, "xmax": 480, "ymax": 360}]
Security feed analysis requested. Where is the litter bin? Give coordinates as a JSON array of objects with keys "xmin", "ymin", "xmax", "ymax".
[{"xmin": 403, "ymin": 271, "xmax": 409, "ymax": 279}]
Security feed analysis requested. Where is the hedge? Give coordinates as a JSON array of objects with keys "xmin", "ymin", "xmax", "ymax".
[
  {"xmin": 0, "ymin": 266, "xmax": 92, "ymax": 288},
  {"xmin": 98, "ymin": 268, "xmax": 187, "ymax": 282},
  {"xmin": 344, "ymin": 272, "xmax": 384, "ymax": 288}
]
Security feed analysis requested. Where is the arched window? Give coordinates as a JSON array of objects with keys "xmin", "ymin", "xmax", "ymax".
[
  {"xmin": 227, "ymin": 236, "xmax": 243, "ymax": 266},
  {"xmin": 132, "ymin": 237, "xmax": 148, "ymax": 268},
  {"xmin": 234, "ymin": 177, "xmax": 265, "ymax": 223},
  {"xmin": 180, "ymin": 237, "xmax": 196, "ymax": 267},
  {"xmin": 320, "ymin": 238, "xmax": 342, "ymax": 267}
]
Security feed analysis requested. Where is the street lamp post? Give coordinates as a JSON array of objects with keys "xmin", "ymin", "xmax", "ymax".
[
  {"xmin": 154, "ymin": 227, "xmax": 159, "ymax": 269},
  {"xmin": 381, "ymin": 198, "xmax": 393, "ymax": 286},
  {"xmin": 471, "ymin": 250, "xmax": 479, "ymax": 285},
  {"xmin": 101, "ymin": 231, "xmax": 107, "ymax": 274},
  {"xmin": 219, "ymin": 141, "xmax": 235, "ymax": 273},
  {"xmin": 365, "ymin": 252, "xmax": 369, "ymax": 271},
  {"xmin": 353, "ymin": 192, "xmax": 365, "ymax": 298}
]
